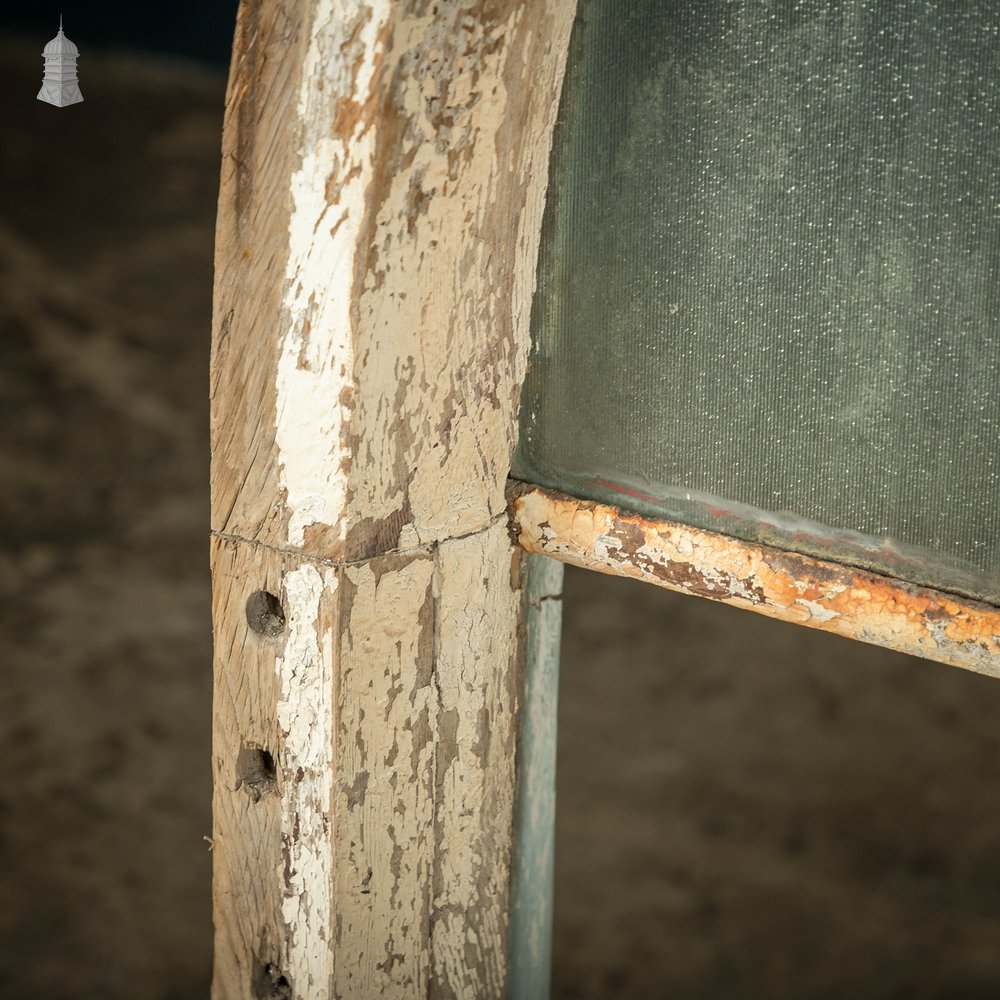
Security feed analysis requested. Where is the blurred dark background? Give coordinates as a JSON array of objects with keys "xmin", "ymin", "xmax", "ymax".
[
  {"xmin": 2, "ymin": 4, "xmax": 239, "ymax": 67},
  {"xmin": 2, "ymin": 6, "xmax": 1000, "ymax": 1000}
]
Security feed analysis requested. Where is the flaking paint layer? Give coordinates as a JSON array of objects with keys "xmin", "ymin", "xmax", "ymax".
[
  {"xmin": 276, "ymin": 2, "xmax": 390, "ymax": 548},
  {"xmin": 431, "ymin": 523, "xmax": 522, "ymax": 997},
  {"xmin": 511, "ymin": 484, "xmax": 1000, "ymax": 676},
  {"xmin": 334, "ymin": 554, "xmax": 436, "ymax": 999},
  {"xmin": 276, "ymin": 563, "xmax": 336, "ymax": 994}
]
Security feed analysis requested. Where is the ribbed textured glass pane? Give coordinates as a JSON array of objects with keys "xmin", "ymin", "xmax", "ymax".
[{"xmin": 513, "ymin": 0, "xmax": 1000, "ymax": 604}]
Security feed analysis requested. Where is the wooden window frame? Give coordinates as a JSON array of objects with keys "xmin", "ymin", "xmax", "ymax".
[{"xmin": 209, "ymin": 2, "xmax": 998, "ymax": 997}]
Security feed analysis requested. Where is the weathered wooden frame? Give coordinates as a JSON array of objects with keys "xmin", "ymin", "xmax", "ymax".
[
  {"xmin": 210, "ymin": 2, "xmax": 999, "ymax": 997},
  {"xmin": 210, "ymin": 2, "xmax": 575, "ymax": 997}
]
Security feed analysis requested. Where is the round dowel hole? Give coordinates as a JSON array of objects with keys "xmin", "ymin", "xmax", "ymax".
[
  {"xmin": 254, "ymin": 962, "xmax": 291, "ymax": 1000},
  {"xmin": 236, "ymin": 744, "xmax": 277, "ymax": 802},
  {"xmin": 246, "ymin": 590, "xmax": 285, "ymax": 637}
]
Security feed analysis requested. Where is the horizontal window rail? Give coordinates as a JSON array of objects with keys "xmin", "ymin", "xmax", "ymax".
[{"xmin": 508, "ymin": 481, "xmax": 1000, "ymax": 677}]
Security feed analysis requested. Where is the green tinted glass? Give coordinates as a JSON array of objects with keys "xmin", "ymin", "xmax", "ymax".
[{"xmin": 513, "ymin": 0, "xmax": 1000, "ymax": 604}]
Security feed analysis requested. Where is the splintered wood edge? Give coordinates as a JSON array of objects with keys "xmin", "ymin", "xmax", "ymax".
[{"xmin": 508, "ymin": 482, "xmax": 1000, "ymax": 677}]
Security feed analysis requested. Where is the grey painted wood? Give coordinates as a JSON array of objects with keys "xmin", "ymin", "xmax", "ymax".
[{"xmin": 509, "ymin": 554, "xmax": 565, "ymax": 1000}]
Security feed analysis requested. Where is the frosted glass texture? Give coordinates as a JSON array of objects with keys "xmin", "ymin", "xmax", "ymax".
[{"xmin": 513, "ymin": 0, "xmax": 1000, "ymax": 604}]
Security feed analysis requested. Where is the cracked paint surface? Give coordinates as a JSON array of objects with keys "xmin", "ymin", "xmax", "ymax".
[
  {"xmin": 276, "ymin": 564, "xmax": 335, "ymax": 994},
  {"xmin": 276, "ymin": 2, "xmax": 387, "ymax": 548},
  {"xmin": 210, "ymin": 2, "xmax": 577, "ymax": 996},
  {"xmin": 334, "ymin": 553, "xmax": 436, "ymax": 998}
]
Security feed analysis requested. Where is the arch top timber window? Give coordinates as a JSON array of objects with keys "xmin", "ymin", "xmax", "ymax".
[{"xmin": 513, "ymin": 0, "xmax": 1000, "ymax": 612}]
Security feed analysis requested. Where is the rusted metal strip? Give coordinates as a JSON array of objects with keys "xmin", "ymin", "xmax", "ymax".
[{"xmin": 508, "ymin": 483, "xmax": 1000, "ymax": 677}]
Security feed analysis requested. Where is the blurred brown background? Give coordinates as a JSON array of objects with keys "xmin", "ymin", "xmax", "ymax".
[{"xmin": 2, "ymin": 23, "xmax": 1000, "ymax": 1000}]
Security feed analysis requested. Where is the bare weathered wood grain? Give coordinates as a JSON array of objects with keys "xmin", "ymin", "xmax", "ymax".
[
  {"xmin": 211, "ymin": 536, "xmax": 290, "ymax": 997},
  {"xmin": 210, "ymin": 2, "xmax": 576, "ymax": 996}
]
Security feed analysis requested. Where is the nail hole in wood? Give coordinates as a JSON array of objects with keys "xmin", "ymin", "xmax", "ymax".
[
  {"xmin": 246, "ymin": 590, "xmax": 285, "ymax": 637},
  {"xmin": 254, "ymin": 962, "xmax": 292, "ymax": 1000},
  {"xmin": 236, "ymin": 743, "xmax": 277, "ymax": 802}
]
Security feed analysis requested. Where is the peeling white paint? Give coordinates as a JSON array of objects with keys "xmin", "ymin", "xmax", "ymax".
[
  {"xmin": 276, "ymin": 564, "xmax": 335, "ymax": 994},
  {"xmin": 794, "ymin": 598, "xmax": 840, "ymax": 623},
  {"xmin": 593, "ymin": 533, "xmax": 623, "ymax": 563},
  {"xmin": 432, "ymin": 525, "xmax": 521, "ymax": 996},
  {"xmin": 212, "ymin": 2, "xmax": 578, "ymax": 994},
  {"xmin": 276, "ymin": 2, "xmax": 388, "ymax": 547},
  {"xmin": 334, "ymin": 556, "xmax": 437, "ymax": 998}
]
